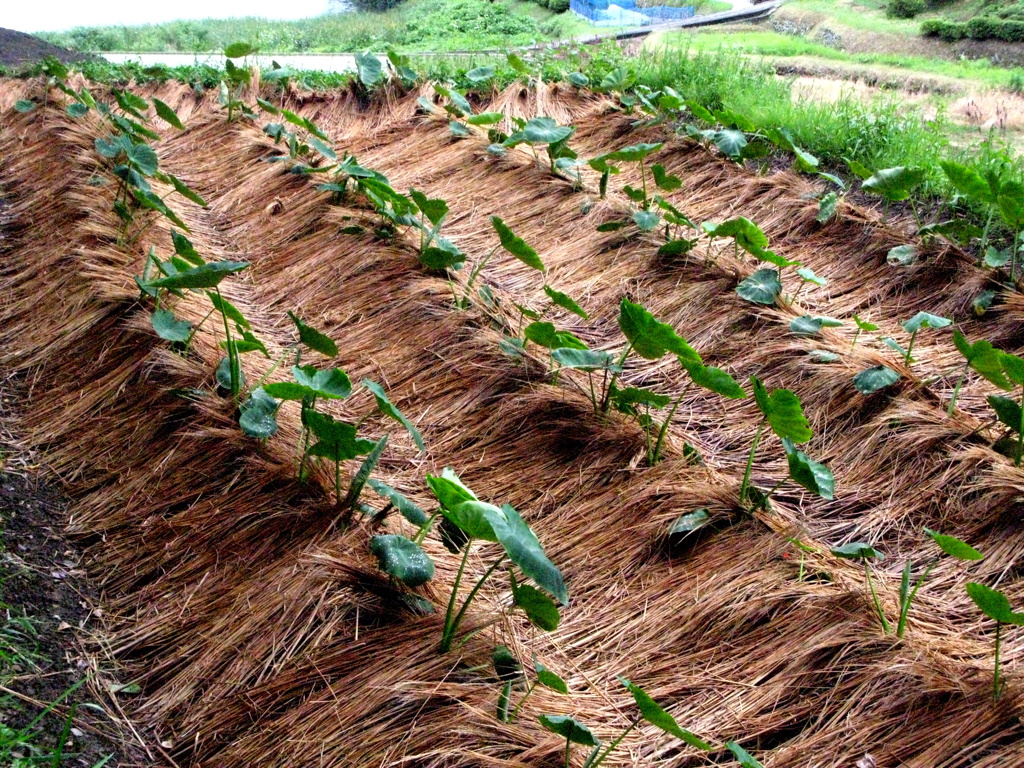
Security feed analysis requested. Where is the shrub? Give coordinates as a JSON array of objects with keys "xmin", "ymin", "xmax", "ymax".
[
  {"xmin": 548, "ymin": 0, "xmax": 571, "ymax": 11},
  {"xmin": 887, "ymin": 0, "xmax": 925, "ymax": 18}
]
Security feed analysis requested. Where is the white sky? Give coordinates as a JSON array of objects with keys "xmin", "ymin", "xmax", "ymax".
[{"xmin": 3, "ymin": 0, "xmax": 335, "ymax": 34}]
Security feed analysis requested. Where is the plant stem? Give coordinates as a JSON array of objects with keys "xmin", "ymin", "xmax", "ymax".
[
  {"xmin": 183, "ymin": 307, "xmax": 217, "ymax": 353},
  {"xmin": 564, "ymin": 738, "xmax": 571, "ymax": 768},
  {"xmin": 994, "ymin": 621, "xmax": 1003, "ymax": 701},
  {"xmin": 739, "ymin": 419, "xmax": 766, "ymax": 506},
  {"xmin": 1017, "ymin": 383, "xmax": 1024, "ymax": 469},
  {"xmin": 1012, "ymin": 228, "xmax": 1021, "ymax": 283},
  {"xmin": 947, "ymin": 362, "xmax": 970, "ymax": 416},
  {"xmin": 651, "ymin": 385, "xmax": 691, "ymax": 465},
  {"xmin": 585, "ymin": 718, "xmax": 641, "ymax": 768},
  {"xmin": 851, "ymin": 328, "xmax": 861, "ymax": 350},
  {"xmin": 600, "ymin": 343, "xmax": 634, "ymax": 414},
  {"xmin": 440, "ymin": 543, "xmax": 474, "ymax": 654},
  {"xmin": 413, "ymin": 512, "xmax": 439, "ymax": 545},
  {"xmin": 334, "ymin": 458, "xmax": 342, "ymax": 506},
  {"xmin": 445, "ymin": 555, "xmax": 507, "ymax": 652},
  {"xmin": 905, "ymin": 330, "xmax": 917, "ymax": 365},
  {"xmin": 896, "ymin": 561, "xmax": 936, "ymax": 638},
  {"xmin": 297, "ymin": 396, "xmax": 316, "ymax": 482},
  {"xmin": 979, "ymin": 205, "xmax": 995, "ymax": 257},
  {"xmin": 587, "ymin": 372, "xmax": 597, "ymax": 413},
  {"xmin": 639, "ymin": 160, "xmax": 648, "ymax": 210},
  {"xmin": 463, "ymin": 246, "xmax": 500, "ymax": 307},
  {"xmin": 215, "ymin": 287, "xmax": 240, "ymax": 400},
  {"xmin": 508, "ymin": 681, "xmax": 537, "ymax": 722},
  {"xmin": 865, "ymin": 561, "xmax": 890, "ymax": 635}
]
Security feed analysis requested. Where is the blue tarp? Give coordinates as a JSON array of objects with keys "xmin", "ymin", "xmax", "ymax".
[{"xmin": 571, "ymin": 0, "xmax": 695, "ymax": 26}]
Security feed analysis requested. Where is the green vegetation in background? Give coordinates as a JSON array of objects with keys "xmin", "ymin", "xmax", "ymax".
[{"xmin": 39, "ymin": 0, "xmax": 594, "ymax": 54}]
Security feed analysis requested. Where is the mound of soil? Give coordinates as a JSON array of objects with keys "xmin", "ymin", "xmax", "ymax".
[{"xmin": 0, "ymin": 27, "xmax": 97, "ymax": 69}]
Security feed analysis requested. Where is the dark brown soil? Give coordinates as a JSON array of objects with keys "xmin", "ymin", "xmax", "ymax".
[{"xmin": 0, "ymin": 27, "xmax": 97, "ymax": 69}]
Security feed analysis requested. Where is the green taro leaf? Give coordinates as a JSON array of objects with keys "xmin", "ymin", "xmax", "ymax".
[
  {"xmin": 941, "ymin": 160, "xmax": 995, "ymax": 204},
  {"xmin": 215, "ymin": 355, "xmax": 245, "ymax": 391},
  {"xmin": 525, "ymin": 322, "xmax": 586, "ymax": 351},
  {"xmin": 420, "ymin": 239, "xmax": 466, "ymax": 271},
  {"xmin": 726, "ymin": 741, "xmax": 764, "ymax": 768},
  {"xmin": 797, "ymin": 267, "xmax": 827, "ymax": 287},
  {"xmin": 854, "ymin": 365, "xmax": 901, "ymax": 395},
  {"xmin": 355, "ymin": 51, "xmax": 384, "ymax": 87},
  {"xmin": 151, "ymin": 308, "xmax": 192, "ymax": 342},
  {"xmin": 651, "ymin": 163, "xmax": 682, "ymax": 192},
  {"xmin": 493, "ymin": 644, "xmax": 524, "ymax": 684},
  {"xmin": 862, "ymin": 166, "xmax": 927, "ymax": 202},
  {"xmin": 817, "ymin": 191, "xmax": 839, "ymax": 223},
  {"xmin": 449, "ymin": 121, "xmax": 470, "ymax": 138},
  {"xmin": 790, "ymin": 315, "xmax": 844, "ymax": 337},
  {"xmin": 171, "ymin": 230, "xmax": 203, "ymax": 265},
  {"xmin": 998, "ymin": 181, "xmax": 1024, "ymax": 229},
  {"xmin": 370, "ymin": 535, "xmax": 434, "ymax": 587},
  {"xmin": 713, "ymin": 129, "xmax": 747, "ymax": 160},
  {"xmin": 682, "ymin": 361, "xmax": 746, "ymax": 399},
  {"xmin": 612, "ymin": 386, "xmax": 671, "ymax": 410},
  {"xmin": 535, "ymin": 659, "xmax": 569, "ymax": 694},
  {"xmin": 902, "ymin": 312, "xmax": 951, "ymax": 333},
  {"xmin": 599, "ymin": 142, "xmax": 663, "ymax": 164},
  {"xmin": 668, "ymin": 508, "xmax": 710, "ymax": 537},
  {"xmin": 1002, "ymin": 353, "xmax": 1024, "ymax": 387},
  {"xmin": 952, "ymin": 331, "xmax": 1010, "ymax": 390},
  {"xmin": 207, "ymin": 291, "xmax": 251, "ymax": 330},
  {"xmin": 831, "ymin": 542, "xmax": 883, "ymax": 561},
  {"xmin": 239, "ymin": 387, "xmax": 279, "ymax": 438},
  {"xmin": 127, "ymin": 143, "xmax": 159, "ymax": 176},
  {"xmin": 146, "ymin": 261, "xmax": 249, "ymax": 290},
  {"xmin": 617, "ymin": 676, "xmax": 713, "ymax": 750},
  {"xmin": 224, "ymin": 42, "xmax": 257, "ymax": 58},
  {"xmin": 437, "ymin": 86, "xmax": 472, "ymax": 117},
  {"xmin": 367, "ymin": 479, "xmax": 429, "ymax": 526},
  {"xmin": 426, "ymin": 467, "xmax": 478, "ymax": 511},
  {"xmin": 153, "ymin": 98, "xmax": 184, "ymax": 129},
  {"xmin": 853, "ymin": 314, "xmax": 878, "ymax": 332},
  {"xmin": 538, "ymin": 715, "xmax": 599, "ymax": 747},
  {"xmin": 967, "ymin": 582, "xmax": 1024, "ymax": 625},
  {"xmin": 736, "ymin": 268, "xmax": 781, "ymax": 305},
  {"xmin": 491, "ymin": 503, "xmax": 568, "ymax": 605},
  {"xmin": 551, "ymin": 348, "xmax": 620, "ymax": 372},
  {"xmin": 292, "ymin": 365, "xmax": 352, "ymax": 399},
  {"xmin": 491, "ymin": 216, "xmax": 545, "ymax": 271},
  {"xmin": 973, "ymin": 290, "xmax": 996, "ymax": 316},
  {"xmin": 305, "ymin": 412, "xmax": 376, "ymax": 461},
  {"xmin": 14, "ymin": 99, "xmax": 35, "ymax": 113},
  {"xmin": 543, "ymin": 285, "xmax": 588, "ymax": 319},
  {"xmin": 465, "ymin": 66, "xmax": 495, "ymax": 84},
  {"xmin": 513, "ymin": 582, "xmax": 561, "ymax": 631},
  {"xmin": 988, "ymin": 395, "xmax": 1022, "ymax": 434},
  {"xmin": 341, "ymin": 434, "xmax": 387, "ymax": 508},
  {"xmin": 66, "ymin": 102, "xmax": 89, "ymax": 118},
  {"xmin": 568, "ymin": 72, "xmax": 589, "ymax": 87},
  {"xmin": 633, "ymin": 210, "xmax": 661, "ymax": 232},
  {"xmin": 619, "ymin": 298, "xmax": 700, "ymax": 363},
  {"xmin": 808, "ymin": 349, "xmax": 840, "ymax": 363},
  {"xmin": 288, "ymin": 311, "xmax": 338, "ymax": 357},
  {"xmin": 361, "ymin": 379, "xmax": 425, "ymax": 451},
  {"xmin": 751, "ymin": 377, "xmax": 813, "ymax": 443},
  {"xmin": 444, "ymin": 500, "xmax": 501, "ymax": 542},
  {"xmin": 409, "ymin": 189, "xmax": 449, "ymax": 226},
  {"xmin": 924, "ymin": 528, "xmax": 983, "ymax": 561},
  {"xmin": 782, "ymin": 438, "xmax": 835, "ymax": 499},
  {"xmin": 465, "ymin": 112, "xmax": 504, "ymax": 126}
]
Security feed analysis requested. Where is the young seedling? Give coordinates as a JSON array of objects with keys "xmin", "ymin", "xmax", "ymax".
[
  {"xmin": 426, "ymin": 468, "xmax": 567, "ymax": 653},
  {"xmin": 493, "ymin": 647, "xmax": 568, "ymax": 723},
  {"xmin": 895, "ymin": 528, "xmax": 983, "ymax": 638},
  {"xmin": 791, "ymin": 267, "xmax": 827, "ymax": 302},
  {"xmin": 831, "ymin": 542, "xmax": 888, "ymax": 634},
  {"xmin": 220, "ymin": 43, "xmax": 258, "ymax": 122},
  {"xmin": 896, "ymin": 312, "xmax": 951, "ymax": 365},
  {"xmin": 263, "ymin": 109, "xmax": 337, "ymax": 168},
  {"xmin": 966, "ymin": 582, "xmax": 1024, "ymax": 700},
  {"xmin": 850, "ymin": 314, "xmax": 878, "ymax": 349},
  {"xmin": 589, "ymin": 143, "xmax": 676, "ymax": 233},
  {"xmin": 503, "ymin": 117, "xmax": 577, "ymax": 177},
  {"xmin": 460, "ymin": 216, "xmax": 547, "ymax": 310},
  {"xmin": 785, "ymin": 537, "xmax": 817, "ymax": 583},
  {"xmin": 948, "ymin": 330, "xmax": 1006, "ymax": 415},
  {"xmin": 739, "ymin": 378, "xmax": 833, "ymax": 510},
  {"xmin": 539, "ymin": 715, "xmax": 600, "ymax": 768}
]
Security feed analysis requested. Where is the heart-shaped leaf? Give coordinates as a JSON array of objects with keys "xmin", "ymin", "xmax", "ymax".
[
  {"xmin": 151, "ymin": 308, "xmax": 192, "ymax": 342},
  {"xmin": 751, "ymin": 377, "xmax": 812, "ymax": 443},
  {"xmin": 831, "ymin": 542, "xmax": 883, "ymax": 561},
  {"xmin": 538, "ymin": 715, "xmax": 599, "ymax": 746},
  {"xmin": 853, "ymin": 365, "xmax": 900, "ymax": 395},
  {"xmin": 619, "ymin": 298, "xmax": 700, "ymax": 363},
  {"xmin": 736, "ymin": 268, "xmax": 781, "ymax": 305},
  {"xmin": 782, "ymin": 439, "xmax": 834, "ymax": 499},
  {"xmin": 924, "ymin": 528, "xmax": 983, "ymax": 561},
  {"xmin": 370, "ymin": 534, "xmax": 434, "ymax": 587},
  {"xmin": 491, "ymin": 216, "xmax": 544, "ymax": 271}
]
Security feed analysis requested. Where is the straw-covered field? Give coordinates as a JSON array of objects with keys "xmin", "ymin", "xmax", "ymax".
[{"xmin": 1, "ymin": 68, "xmax": 1023, "ymax": 767}]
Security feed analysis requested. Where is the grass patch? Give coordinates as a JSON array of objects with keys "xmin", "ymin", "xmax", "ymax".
[
  {"xmin": 782, "ymin": 0, "xmax": 923, "ymax": 36},
  {"xmin": 39, "ymin": 0, "xmax": 594, "ymax": 54}
]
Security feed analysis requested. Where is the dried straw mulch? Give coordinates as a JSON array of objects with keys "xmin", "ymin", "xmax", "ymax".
[{"xmin": 1, "ymin": 75, "xmax": 1023, "ymax": 767}]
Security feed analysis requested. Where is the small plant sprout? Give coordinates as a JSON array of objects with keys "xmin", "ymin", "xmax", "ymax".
[
  {"xmin": 460, "ymin": 216, "xmax": 547, "ymax": 309},
  {"xmin": 897, "ymin": 312, "xmax": 951, "ymax": 365},
  {"xmin": 739, "ymin": 378, "xmax": 833, "ymax": 510},
  {"xmin": 831, "ymin": 542, "xmax": 889, "ymax": 634},
  {"xmin": 850, "ymin": 314, "xmax": 878, "ymax": 349},
  {"xmin": 895, "ymin": 529, "xmax": 983, "ymax": 638},
  {"xmin": 791, "ymin": 267, "xmax": 827, "ymax": 302},
  {"xmin": 541, "ymin": 676, "xmax": 711, "ymax": 768},
  {"xmin": 263, "ymin": 109, "xmax": 337, "ymax": 169},
  {"xmin": 588, "ymin": 142, "xmax": 664, "ymax": 217},
  {"xmin": 948, "ymin": 330, "xmax": 1006, "ymax": 415},
  {"xmin": 494, "ymin": 647, "xmax": 568, "ymax": 723},
  {"xmin": 726, "ymin": 741, "xmax": 766, "ymax": 768},
  {"xmin": 785, "ymin": 537, "xmax": 817, "ymax": 582},
  {"xmin": 966, "ymin": 582, "xmax": 1024, "ymax": 700},
  {"xmin": 502, "ymin": 117, "xmax": 579, "ymax": 179},
  {"xmin": 426, "ymin": 468, "xmax": 567, "ymax": 653}
]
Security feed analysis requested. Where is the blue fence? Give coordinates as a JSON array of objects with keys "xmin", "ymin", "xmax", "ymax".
[{"xmin": 570, "ymin": 0, "xmax": 695, "ymax": 26}]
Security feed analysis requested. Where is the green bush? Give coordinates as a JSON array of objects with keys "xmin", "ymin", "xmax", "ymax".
[
  {"xmin": 548, "ymin": 0, "xmax": 571, "ymax": 11},
  {"xmin": 887, "ymin": 0, "xmax": 926, "ymax": 19},
  {"xmin": 922, "ymin": 14, "xmax": 1024, "ymax": 42}
]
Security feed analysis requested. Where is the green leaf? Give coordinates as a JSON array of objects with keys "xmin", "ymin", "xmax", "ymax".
[
  {"xmin": 940, "ymin": 160, "xmax": 995, "ymax": 204},
  {"xmin": 370, "ymin": 535, "xmax": 434, "ymax": 587},
  {"xmin": 853, "ymin": 314, "xmax": 878, "ymax": 332},
  {"xmin": 67, "ymin": 102, "xmax": 89, "ymax": 118},
  {"xmin": 151, "ymin": 308, "xmax": 192, "ymax": 342},
  {"xmin": 224, "ymin": 42, "xmax": 256, "ymax": 58},
  {"xmin": 293, "ymin": 365, "xmax": 352, "ymax": 399},
  {"xmin": 152, "ymin": 97, "xmax": 184, "ymax": 129},
  {"xmin": 239, "ymin": 387, "xmax": 279, "ymax": 439},
  {"xmin": 465, "ymin": 66, "xmax": 495, "ymax": 84},
  {"xmin": 367, "ymin": 479, "xmax": 428, "ymax": 526},
  {"xmin": 491, "ymin": 216, "xmax": 544, "ymax": 271},
  {"xmin": 988, "ymin": 395, "xmax": 1022, "ymax": 434},
  {"xmin": 862, "ymin": 166, "xmax": 927, "ymax": 202},
  {"xmin": 790, "ymin": 315, "xmax": 844, "ymax": 337},
  {"xmin": 967, "ymin": 582, "xmax": 1024, "ymax": 625},
  {"xmin": 538, "ymin": 715, "xmax": 599, "ymax": 747},
  {"xmin": 551, "ymin": 348, "xmax": 619, "ymax": 372},
  {"xmin": 287, "ymin": 311, "xmax": 338, "ymax": 357},
  {"xmin": 261, "ymin": 381, "xmax": 310, "ymax": 400},
  {"xmin": 725, "ymin": 741, "xmax": 764, "ymax": 768},
  {"xmin": 973, "ymin": 289, "xmax": 996, "ymax": 316},
  {"xmin": 667, "ymin": 508, "xmax": 710, "ymax": 537},
  {"xmin": 437, "ymin": 86, "xmax": 472, "ymax": 117},
  {"xmin": 998, "ymin": 181, "xmax": 1024, "ymax": 230},
  {"xmin": 543, "ymin": 285, "xmax": 588, "ymax": 319},
  {"xmin": 207, "ymin": 291, "xmax": 251, "ymax": 330},
  {"xmin": 445, "ymin": 500, "xmax": 501, "ymax": 542},
  {"xmin": 568, "ymin": 72, "xmax": 589, "ymax": 87},
  {"xmin": 449, "ymin": 120, "xmax": 470, "ymax": 138},
  {"xmin": 146, "ymin": 261, "xmax": 248, "ymax": 290},
  {"xmin": 751, "ymin": 377, "xmax": 812, "ymax": 443},
  {"xmin": 524, "ymin": 322, "xmax": 586, "ymax": 351},
  {"xmin": 902, "ymin": 311, "xmax": 951, "ymax": 333},
  {"xmin": 882, "ymin": 337, "xmax": 908, "ymax": 357},
  {"xmin": 1002, "ymin": 353, "xmax": 1024, "ymax": 386},
  {"xmin": 808, "ymin": 349, "xmax": 840, "ymax": 363},
  {"xmin": 831, "ymin": 542, "xmax": 884, "ymax": 561},
  {"xmin": 854, "ymin": 365, "xmax": 900, "ymax": 395},
  {"xmin": 127, "ymin": 143, "xmax": 159, "ymax": 176},
  {"xmin": 14, "ymin": 99, "xmax": 35, "ymax": 113},
  {"xmin": 361, "ymin": 379, "xmax": 424, "ymax": 451},
  {"xmin": 171, "ymin": 230, "xmax": 203, "ymax": 265},
  {"xmin": 612, "ymin": 386, "xmax": 671, "ymax": 411},
  {"xmin": 619, "ymin": 298, "xmax": 700, "ymax": 363},
  {"xmin": 682, "ymin": 361, "xmax": 746, "ymax": 399},
  {"xmin": 465, "ymin": 111, "xmax": 504, "ymax": 126},
  {"xmin": 420, "ymin": 240, "xmax": 466, "ymax": 271},
  {"xmin": 817, "ymin": 191, "xmax": 839, "ymax": 223},
  {"xmin": 735, "ymin": 268, "xmax": 781, "ymax": 305},
  {"xmin": 797, "ymin": 267, "xmax": 827, "ymax": 287},
  {"xmin": 952, "ymin": 331, "xmax": 1011, "ymax": 390},
  {"xmin": 513, "ymin": 582, "xmax": 560, "ymax": 631},
  {"xmin": 651, "ymin": 163, "xmax": 682, "ymax": 192},
  {"xmin": 409, "ymin": 189, "xmax": 449, "ymax": 226},
  {"xmin": 713, "ymin": 129, "xmax": 747, "ymax": 160},
  {"xmin": 782, "ymin": 438, "xmax": 835, "ymax": 499},
  {"xmin": 924, "ymin": 528, "xmax": 983, "ymax": 561},
  {"xmin": 305, "ymin": 412, "xmax": 375, "ymax": 461},
  {"xmin": 887, "ymin": 245, "xmax": 918, "ymax": 266},
  {"xmin": 633, "ymin": 210, "xmax": 661, "ymax": 232},
  {"xmin": 491, "ymin": 503, "xmax": 568, "ymax": 605},
  {"xmin": 342, "ymin": 434, "xmax": 387, "ymax": 508},
  {"xmin": 507, "ymin": 51, "xmax": 531, "ymax": 74},
  {"xmin": 426, "ymin": 467, "xmax": 478, "ymax": 511},
  {"xmin": 535, "ymin": 659, "xmax": 569, "ymax": 694},
  {"xmin": 215, "ymin": 355, "xmax": 244, "ymax": 392},
  {"xmin": 355, "ymin": 51, "xmax": 384, "ymax": 87},
  {"xmin": 492, "ymin": 644, "xmax": 524, "ymax": 683},
  {"xmin": 617, "ymin": 677, "xmax": 713, "ymax": 750}
]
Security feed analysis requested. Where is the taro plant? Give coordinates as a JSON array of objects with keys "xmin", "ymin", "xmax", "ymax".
[
  {"xmin": 425, "ymin": 468, "xmax": 568, "ymax": 653},
  {"xmin": 857, "ymin": 165, "xmax": 927, "ymax": 225},
  {"xmin": 588, "ymin": 143, "xmax": 679, "ymax": 234},
  {"xmin": 459, "ymin": 216, "xmax": 547, "ymax": 310},
  {"xmin": 738, "ymin": 378, "xmax": 834, "ymax": 511},
  {"xmin": 949, "ymin": 340, "xmax": 1024, "ymax": 464},
  {"xmin": 830, "ymin": 542, "xmax": 888, "ymax": 634},
  {"xmin": 219, "ymin": 43, "xmax": 258, "ymax": 122},
  {"xmin": 850, "ymin": 314, "xmax": 878, "ymax": 350},
  {"xmin": 966, "ymin": 582, "xmax": 1024, "ymax": 701},
  {"xmin": 493, "ymin": 647, "xmax": 568, "ymax": 723},
  {"xmin": 261, "ymin": 107, "xmax": 337, "ymax": 169},
  {"xmin": 882, "ymin": 311, "xmax": 951, "ymax": 365},
  {"xmin": 895, "ymin": 528, "xmax": 982, "ymax": 638},
  {"xmin": 540, "ymin": 676, "xmax": 711, "ymax": 768},
  {"xmin": 948, "ymin": 330, "xmax": 1005, "ymax": 414},
  {"xmin": 502, "ymin": 117, "xmax": 579, "ymax": 180},
  {"xmin": 431, "ymin": 84, "xmax": 505, "ymax": 141}
]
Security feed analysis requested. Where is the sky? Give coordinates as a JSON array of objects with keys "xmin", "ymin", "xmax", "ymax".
[{"xmin": 3, "ymin": 0, "xmax": 336, "ymax": 33}]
